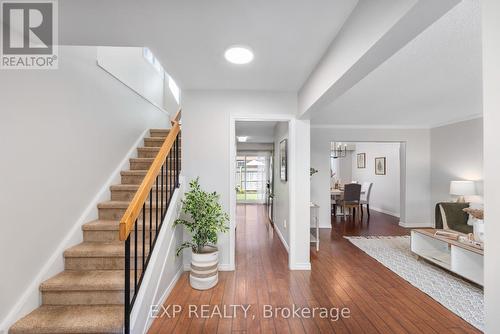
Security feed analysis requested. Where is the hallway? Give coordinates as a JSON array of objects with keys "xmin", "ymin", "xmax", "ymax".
[{"xmin": 148, "ymin": 205, "xmax": 479, "ymax": 333}]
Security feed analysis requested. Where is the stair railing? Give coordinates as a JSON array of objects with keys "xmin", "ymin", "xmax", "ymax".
[{"xmin": 120, "ymin": 109, "xmax": 181, "ymax": 334}]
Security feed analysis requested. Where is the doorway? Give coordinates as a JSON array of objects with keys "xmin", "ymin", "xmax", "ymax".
[
  {"xmin": 328, "ymin": 141, "xmax": 405, "ymax": 223},
  {"xmin": 236, "ymin": 153, "xmax": 271, "ymax": 204},
  {"xmin": 230, "ymin": 117, "xmax": 294, "ymax": 270}
]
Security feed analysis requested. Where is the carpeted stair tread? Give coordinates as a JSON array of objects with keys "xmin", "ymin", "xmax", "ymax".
[
  {"xmin": 82, "ymin": 220, "xmax": 120, "ymax": 231},
  {"xmin": 144, "ymin": 137, "xmax": 166, "ymax": 143},
  {"xmin": 64, "ymin": 242, "xmax": 149, "ymax": 258},
  {"xmin": 121, "ymin": 170, "xmax": 177, "ymax": 176},
  {"xmin": 137, "ymin": 146, "xmax": 160, "ymax": 151},
  {"xmin": 149, "ymin": 129, "xmax": 170, "ymax": 137},
  {"xmin": 9, "ymin": 305, "xmax": 123, "ymax": 334},
  {"xmin": 97, "ymin": 200, "xmax": 166, "ymax": 209},
  {"xmin": 110, "ymin": 184, "xmax": 173, "ymax": 191},
  {"xmin": 82, "ymin": 220, "xmax": 158, "ymax": 231},
  {"xmin": 129, "ymin": 157, "xmax": 154, "ymax": 163},
  {"xmin": 40, "ymin": 270, "xmax": 124, "ymax": 292}
]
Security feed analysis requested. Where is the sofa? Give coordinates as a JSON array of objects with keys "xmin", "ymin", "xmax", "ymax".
[{"xmin": 435, "ymin": 202, "xmax": 473, "ymax": 234}]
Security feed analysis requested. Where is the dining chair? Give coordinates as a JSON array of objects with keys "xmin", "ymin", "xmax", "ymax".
[
  {"xmin": 343, "ymin": 183, "xmax": 362, "ymax": 223},
  {"xmin": 331, "ymin": 194, "xmax": 337, "ymax": 216},
  {"xmin": 360, "ymin": 182, "xmax": 373, "ymax": 218}
]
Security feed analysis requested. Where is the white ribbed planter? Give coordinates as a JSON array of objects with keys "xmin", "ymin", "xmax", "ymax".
[{"xmin": 190, "ymin": 246, "xmax": 218, "ymax": 290}]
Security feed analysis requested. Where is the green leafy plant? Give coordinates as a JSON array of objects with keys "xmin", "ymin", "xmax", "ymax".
[{"xmin": 174, "ymin": 178, "xmax": 229, "ymax": 256}]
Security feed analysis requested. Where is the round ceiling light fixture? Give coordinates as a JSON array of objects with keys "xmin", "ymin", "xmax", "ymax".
[{"xmin": 224, "ymin": 45, "xmax": 254, "ymax": 64}]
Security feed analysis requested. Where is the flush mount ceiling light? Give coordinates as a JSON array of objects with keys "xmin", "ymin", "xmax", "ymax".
[
  {"xmin": 224, "ymin": 46, "xmax": 254, "ymax": 64},
  {"xmin": 237, "ymin": 136, "xmax": 248, "ymax": 142}
]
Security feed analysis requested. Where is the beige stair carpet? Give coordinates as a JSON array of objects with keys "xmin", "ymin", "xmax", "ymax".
[{"xmin": 9, "ymin": 128, "xmax": 180, "ymax": 334}]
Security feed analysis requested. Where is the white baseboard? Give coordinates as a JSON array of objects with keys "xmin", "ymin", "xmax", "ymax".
[
  {"xmin": 273, "ymin": 225, "xmax": 290, "ymax": 253},
  {"xmin": 369, "ymin": 206, "xmax": 400, "ymax": 218},
  {"xmin": 218, "ymin": 263, "xmax": 236, "ymax": 271},
  {"xmin": 318, "ymin": 225, "xmax": 332, "ymax": 229},
  {"xmin": 0, "ymin": 129, "xmax": 149, "ymax": 332},
  {"xmin": 289, "ymin": 262, "xmax": 311, "ymax": 270},
  {"xmin": 399, "ymin": 221, "xmax": 433, "ymax": 228}
]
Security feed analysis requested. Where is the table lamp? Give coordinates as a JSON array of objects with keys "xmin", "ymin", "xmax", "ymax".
[{"xmin": 450, "ymin": 180, "xmax": 475, "ymax": 203}]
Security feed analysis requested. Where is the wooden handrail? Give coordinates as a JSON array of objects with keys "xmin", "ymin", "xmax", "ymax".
[
  {"xmin": 172, "ymin": 109, "xmax": 181, "ymax": 125},
  {"xmin": 119, "ymin": 110, "xmax": 181, "ymax": 241}
]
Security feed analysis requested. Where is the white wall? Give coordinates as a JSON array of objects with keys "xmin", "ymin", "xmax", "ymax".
[
  {"xmin": 311, "ymin": 126, "xmax": 430, "ymax": 229},
  {"xmin": 97, "ymin": 46, "xmax": 165, "ymax": 110},
  {"xmin": 181, "ymin": 90, "xmax": 310, "ymax": 270},
  {"xmin": 337, "ymin": 151, "xmax": 353, "ymax": 184},
  {"xmin": 0, "ymin": 46, "xmax": 170, "ymax": 327},
  {"xmin": 482, "ymin": 1, "xmax": 500, "ymax": 331},
  {"xmin": 351, "ymin": 142, "xmax": 401, "ymax": 217},
  {"xmin": 273, "ymin": 122, "xmax": 290, "ymax": 249},
  {"xmin": 431, "ymin": 118, "xmax": 483, "ymax": 207}
]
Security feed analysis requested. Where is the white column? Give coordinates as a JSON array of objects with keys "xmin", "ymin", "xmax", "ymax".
[{"xmin": 482, "ymin": 0, "xmax": 500, "ymax": 331}]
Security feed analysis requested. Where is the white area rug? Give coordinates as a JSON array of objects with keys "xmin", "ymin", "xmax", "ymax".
[{"xmin": 345, "ymin": 236, "xmax": 484, "ymax": 331}]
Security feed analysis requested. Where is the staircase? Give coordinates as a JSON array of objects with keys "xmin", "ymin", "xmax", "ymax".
[{"xmin": 9, "ymin": 128, "xmax": 179, "ymax": 334}]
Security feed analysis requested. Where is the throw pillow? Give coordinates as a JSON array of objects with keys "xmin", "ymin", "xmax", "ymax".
[
  {"xmin": 439, "ymin": 202, "xmax": 470, "ymax": 234},
  {"xmin": 465, "ymin": 202, "xmax": 484, "ymax": 226}
]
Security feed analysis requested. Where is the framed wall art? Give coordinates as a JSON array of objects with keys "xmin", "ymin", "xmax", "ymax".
[
  {"xmin": 375, "ymin": 157, "xmax": 386, "ymax": 175},
  {"xmin": 357, "ymin": 153, "xmax": 366, "ymax": 168},
  {"xmin": 280, "ymin": 139, "xmax": 287, "ymax": 181}
]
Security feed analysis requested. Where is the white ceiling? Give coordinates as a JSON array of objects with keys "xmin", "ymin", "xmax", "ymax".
[
  {"xmin": 311, "ymin": 0, "xmax": 482, "ymax": 127},
  {"xmin": 236, "ymin": 121, "xmax": 278, "ymax": 143},
  {"xmin": 59, "ymin": 0, "xmax": 358, "ymax": 91}
]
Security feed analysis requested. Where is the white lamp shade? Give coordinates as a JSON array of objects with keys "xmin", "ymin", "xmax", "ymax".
[{"xmin": 450, "ymin": 181, "xmax": 476, "ymax": 196}]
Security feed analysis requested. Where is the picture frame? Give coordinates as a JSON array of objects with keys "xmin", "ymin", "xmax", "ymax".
[
  {"xmin": 357, "ymin": 153, "xmax": 366, "ymax": 168},
  {"xmin": 280, "ymin": 139, "xmax": 287, "ymax": 181},
  {"xmin": 375, "ymin": 157, "xmax": 386, "ymax": 175}
]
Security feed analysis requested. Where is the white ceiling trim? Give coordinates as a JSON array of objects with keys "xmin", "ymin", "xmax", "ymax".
[
  {"xmin": 429, "ymin": 114, "xmax": 483, "ymax": 129},
  {"xmin": 310, "ymin": 114, "xmax": 483, "ymax": 130},
  {"xmin": 310, "ymin": 124, "xmax": 429, "ymax": 130}
]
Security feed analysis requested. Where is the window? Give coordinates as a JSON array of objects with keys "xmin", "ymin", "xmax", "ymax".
[
  {"xmin": 168, "ymin": 74, "xmax": 181, "ymax": 104},
  {"xmin": 236, "ymin": 154, "xmax": 269, "ymax": 203},
  {"xmin": 143, "ymin": 47, "xmax": 164, "ymax": 77}
]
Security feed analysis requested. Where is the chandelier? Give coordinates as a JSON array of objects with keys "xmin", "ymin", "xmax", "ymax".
[{"xmin": 331, "ymin": 142, "xmax": 347, "ymax": 159}]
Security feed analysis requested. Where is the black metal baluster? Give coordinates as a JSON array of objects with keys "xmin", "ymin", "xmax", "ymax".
[
  {"xmin": 124, "ymin": 236, "xmax": 131, "ymax": 334},
  {"xmin": 172, "ymin": 137, "xmax": 177, "ymax": 188},
  {"xmin": 178, "ymin": 136, "xmax": 181, "ymax": 184},
  {"xmin": 155, "ymin": 175, "xmax": 159, "ymax": 241},
  {"xmin": 169, "ymin": 148, "xmax": 173, "ymax": 201},
  {"xmin": 161, "ymin": 162, "xmax": 164, "ymax": 222},
  {"xmin": 149, "ymin": 188, "xmax": 153, "ymax": 249},
  {"xmin": 134, "ymin": 218, "xmax": 138, "ymax": 293},
  {"xmin": 164, "ymin": 152, "xmax": 172, "ymax": 215},
  {"xmin": 175, "ymin": 137, "xmax": 178, "ymax": 187},
  {"xmin": 176, "ymin": 136, "xmax": 180, "ymax": 186},
  {"xmin": 142, "ymin": 203, "xmax": 146, "ymax": 273}
]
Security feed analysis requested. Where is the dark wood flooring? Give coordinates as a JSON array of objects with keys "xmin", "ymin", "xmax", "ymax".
[{"xmin": 148, "ymin": 205, "xmax": 481, "ymax": 333}]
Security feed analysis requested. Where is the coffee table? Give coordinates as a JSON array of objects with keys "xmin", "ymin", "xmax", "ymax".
[{"xmin": 410, "ymin": 228, "xmax": 483, "ymax": 286}]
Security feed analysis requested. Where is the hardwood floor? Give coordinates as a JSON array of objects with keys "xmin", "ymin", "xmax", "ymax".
[{"xmin": 148, "ymin": 205, "xmax": 481, "ymax": 334}]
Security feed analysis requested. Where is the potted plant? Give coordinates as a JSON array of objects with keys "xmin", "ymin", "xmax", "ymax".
[{"xmin": 174, "ymin": 178, "xmax": 229, "ymax": 290}]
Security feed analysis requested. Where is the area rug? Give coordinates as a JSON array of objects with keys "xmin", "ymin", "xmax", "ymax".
[{"xmin": 345, "ymin": 236, "xmax": 484, "ymax": 331}]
